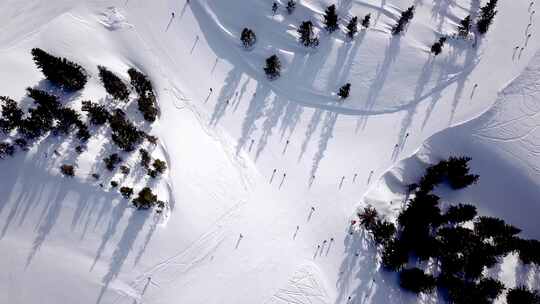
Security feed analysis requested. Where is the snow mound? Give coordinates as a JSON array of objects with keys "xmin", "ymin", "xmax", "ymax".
[{"xmin": 98, "ymin": 7, "xmax": 132, "ymax": 31}]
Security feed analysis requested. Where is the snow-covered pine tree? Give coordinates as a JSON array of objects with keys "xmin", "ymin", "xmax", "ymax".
[
  {"xmin": 457, "ymin": 15, "xmax": 471, "ymax": 38},
  {"xmin": 477, "ymin": 0, "xmax": 498, "ymax": 34},
  {"xmin": 324, "ymin": 4, "xmax": 339, "ymax": 33},
  {"xmin": 264, "ymin": 55, "xmax": 281, "ymax": 80},
  {"xmin": 392, "ymin": 6, "xmax": 415, "ymax": 35},
  {"xmin": 338, "ymin": 83, "xmax": 351, "ymax": 99},
  {"xmin": 298, "ymin": 21, "xmax": 319, "ymax": 47},
  {"xmin": 430, "ymin": 37, "xmax": 447, "ymax": 56},
  {"xmin": 362, "ymin": 13, "xmax": 371, "ymax": 29},
  {"xmin": 286, "ymin": 0, "xmax": 296, "ymax": 14},
  {"xmin": 272, "ymin": 2, "xmax": 279, "ymax": 15},
  {"xmin": 31, "ymin": 48, "xmax": 88, "ymax": 91},
  {"xmin": 346, "ymin": 16, "xmax": 358, "ymax": 39},
  {"xmin": 241, "ymin": 28, "xmax": 257, "ymax": 48}
]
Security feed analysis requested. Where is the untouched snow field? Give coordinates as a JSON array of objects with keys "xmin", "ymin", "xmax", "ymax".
[{"xmin": 0, "ymin": 0, "xmax": 539, "ymax": 303}]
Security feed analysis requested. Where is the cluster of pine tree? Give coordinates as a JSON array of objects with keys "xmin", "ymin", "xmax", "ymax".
[
  {"xmin": 357, "ymin": 157, "xmax": 540, "ymax": 303},
  {"xmin": 31, "ymin": 48, "xmax": 88, "ymax": 91},
  {"xmin": 298, "ymin": 21, "xmax": 319, "ymax": 47},
  {"xmin": 392, "ymin": 6, "xmax": 415, "ymax": 35},
  {"xmin": 264, "ymin": 55, "xmax": 281, "ymax": 80},
  {"xmin": 431, "ymin": 37, "xmax": 447, "ymax": 56},
  {"xmin": 128, "ymin": 68, "xmax": 158, "ymax": 122},
  {"xmin": 132, "ymin": 187, "xmax": 165, "ymax": 211},
  {"xmin": 109, "ymin": 109, "xmax": 145, "ymax": 152}
]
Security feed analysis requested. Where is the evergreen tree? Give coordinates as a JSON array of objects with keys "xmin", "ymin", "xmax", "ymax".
[
  {"xmin": 241, "ymin": 28, "xmax": 257, "ymax": 48},
  {"xmin": 128, "ymin": 68, "xmax": 158, "ymax": 122},
  {"xmin": 98, "ymin": 66, "xmax": 130, "ymax": 101},
  {"xmin": 443, "ymin": 203, "xmax": 477, "ymax": 224},
  {"xmin": 120, "ymin": 186, "xmax": 134, "ymax": 199},
  {"xmin": 81, "ymin": 100, "xmax": 110, "ymax": 125},
  {"xmin": 507, "ymin": 286, "xmax": 540, "ymax": 304},
  {"xmin": 286, "ymin": 0, "xmax": 296, "ymax": 14},
  {"xmin": 338, "ymin": 83, "xmax": 351, "ymax": 99},
  {"xmin": 139, "ymin": 148, "xmax": 151, "ymax": 168},
  {"xmin": 133, "ymin": 187, "xmax": 158, "ymax": 209},
  {"xmin": 264, "ymin": 55, "xmax": 281, "ymax": 80},
  {"xmin": 371, "ymin": 219, "xmax": 396, "ymax": 245},
  {"xmin": 358, "ymin": 205, "xmax": 379, "ymax": 230},
  {"xmin": 399, "ymin": 268, "xmax": 436, "ymax": 294},
  {"xmin": 361, "ymin": 13, "xmax": 371, "ymax": 28},
  {"xmin": 381, "ymin": 239, "xmax": 408, "ymax": 271},
  {"xmin": 109, "ymin": 109, "xmax": 144, "ymax": 151},
  {"xmin": 298, "ymin": 21, "xmax": 319, "ymax": 47},
  {"xmin": 148, "ymin": 158, "xmax": 167, "ymax": 178},
  {"xmin": 431, "ymin": 37, "xmax": 447, "ymax": 56},
  {"xmin": 272, "ymin": 2, "xmax": 279, "ymax": 14},
  {"xmin": 0, "ymin": 96, "xmax": 23, "ymax": 133},
  {"xmin": 324, "ymin": 4, "xmax": 339, "ymax": 32},
  {"xmin": 104, "ymin": 153, "xmax": 123, "ymax": 171},
  {"xmin": 477, "ymin": 0, "xmax": 498, "ymax": 34},
  {"xmin": 0, "ymin": 142, "xmax": 15, "ymax": 159},
  {"xmin": 60, "ymin": 164, "xmax": 75, "ymax": 177},
  {"xmin": 392, "ymin": 6, "xmax": 415, "ymax": 35},
  {"xmin": 517, "ymin": 239, "xmax": 540, "ymax": 265},
  {"xmin": 457, "ymin": 15, "xmax": 471, "ymax": 38},
  {"xmin": 31, "ymin": 48, "xmax": 87, "ymax": 91},
  {"xmin": 346, "ymin": 16, "xmax": 358, "ymax": 39}
]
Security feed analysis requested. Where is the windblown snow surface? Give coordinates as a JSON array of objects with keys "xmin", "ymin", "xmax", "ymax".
[{"xmin": 0, "ymin": 0, "xmax": 539, "ymax": 303}]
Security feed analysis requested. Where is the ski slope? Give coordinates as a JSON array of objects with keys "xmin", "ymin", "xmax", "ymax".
[{"xmin": 0, "ymin": 0, "xmax": 539, "ymax": 303}]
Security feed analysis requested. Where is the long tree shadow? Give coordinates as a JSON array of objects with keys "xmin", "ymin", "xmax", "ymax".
[
  {"xmin": 96, "ymin": 210, "xmax": 151, "ymax": 304},
  {"xmin": 210, "ymin": 67, "xmax": 243, "ymax": 126},
  {"xmin": 298, "ymin": 109, "xmax": 323, "ymax": 162},
  {"xmin": 255, "ymin": 95, "xmax": 288, "ymax": 161},
  {"xmin": 310, "ymin": 111, "xmax": 339, "ymax": 178},
  {"xmin": 235, "ymin": 83, "xmax": 271, "ymax": 154}
]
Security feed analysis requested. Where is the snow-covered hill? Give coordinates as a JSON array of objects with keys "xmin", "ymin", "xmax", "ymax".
[{"xmin": 0, "ymin": 0, "xmax": 539, "ymax": 303}]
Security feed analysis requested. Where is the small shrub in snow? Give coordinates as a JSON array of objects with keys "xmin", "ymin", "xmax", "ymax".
[
  {"xmin": 31, "ymin": 48, "xmax": 87, "ymax": 91},
  {"xmin": 139, "ymin": 148, "xmax": 151, "ymax": 168},
  {"xmin": 120, "ymin": 165, "xmax": 131, "ymax": 175},
  {"xmin": 457, "ymin": 15, "xmax": 471, "ymax": 38},
  {"xmin": 98, "ymin": 66, "xmax": 130, "ymax": 101},
  {"xmin": 110, "ymin": 181, "xmax": 118, "ymax": 188},
  {"xmin": 272, "ymin": 2, "xmax": 278, "ymax": 14},
  {"xmin": 60, "ymin": 164, "xmax": 75, "ymax": 177}
]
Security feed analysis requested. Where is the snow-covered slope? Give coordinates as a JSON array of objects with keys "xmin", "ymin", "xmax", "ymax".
[{"xmin": 0, "ymin": 0, "xmax": 539, "ymax": 303}]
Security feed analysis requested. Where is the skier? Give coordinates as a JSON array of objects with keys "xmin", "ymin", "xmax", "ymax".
[
  {"xmin": 171, "ymin": 12, "xmax": 175, "ymax": 18},
  {"xmin": 311, "ymin": 206, "xmax": 315, "ymax": 212}
]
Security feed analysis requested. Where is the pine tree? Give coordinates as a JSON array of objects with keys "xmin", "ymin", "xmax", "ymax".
[
  {"xmin": 298, "ymin": 21, "xmax": 319, "ymax": 47},
  {"xmin": 392, "ymin": 6, "xmax": 415, "ymax": 35},
  {"xmin": 507, "ymin": 286, "xmax": 540, "ymax": 304},
  {"xmin": 133, "ymin": 187, "xmax": 158, "ymax": 209},
  {"xmin": 264, "ymin": 55, "xmax": 281, "ymax": 80},
  {"xmin": 272, "ymin": 2, "xmax": 279, "ymax": 14},
  {"xmin": 148, "ymin": 158, "xmax": 167, "ymax": 178},
  {"xmin": 109, "ymin": 109, "xmax": 144, "ymax": 151},
  {"xmin": 128, "ymin": 68, "xmax": 158, "ymax": 122},
  {"xmin": 286, "ymin": 0, "xmax": 296, "ymax": 14},
  {"xmin": 477, "ymin": 0, "xmax": 498, "ymax": 34},
  {"xmin": 104, "ymin": 153, "xmax": 123, "ymax": 171},
  {"xmin": 361, "ymin": 13, "xmax": 371, "ymax": 28},
  {"xmin": 457, "ymin": 15, "xmax": 471, "ymax": 38},
  {"xmin": 31, "ymin": 48, "xmax": 87, "ymax": 91},
  {"xmin": 399, "ymin": 268, "xmax": 436, "ymax": 294},
  {"xmin": 0, "ymin": 96, "xmax": 23, "ymax": 133},
  {"xmin": 338, "ymin": 83, "xmax": 351, "ymax": 99},
  {"xmin": 443, "ymin": 203, "xmax": 477, "ymax": 224},
  {"xmin": 98, "ymin": 66, "xmax": 130, "ymax": 101},
  {"xmin": 81, "ymin": 100, "xmax": 111, "ymax": 125},
  {"xmin": 120, "ymin": 186, "xmax": 134, "ymax": 199},
  {"xmin": 324, "ymin": 4, "xmax": 339, "ymax": 32},
  {"xmin": 430, "ymin": 37, "xmax": 447, "ymax": 56},
  {"xmin": 60, "ymin": 164, "xmax": 75, "ymax": 177},
  {"xmin": 0, "ymin": 142, "xmax": 15, "ymax": 159},
  {"xmin": 241, "ymin": 28, "xmax": 257, "ymax": 48},
  {"xmin": 346, "ymin": 16, "xmax": 358, "ymax": 39}
]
